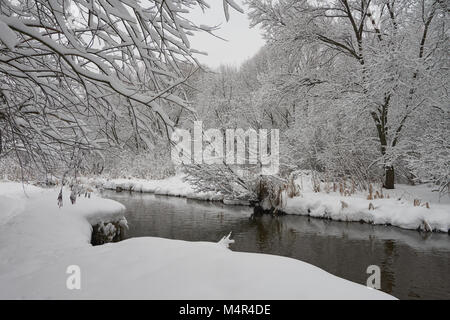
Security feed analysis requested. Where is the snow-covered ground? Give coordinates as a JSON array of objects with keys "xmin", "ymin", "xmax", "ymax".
[
  {"xmin": 283, "ymin": 175, "xmax": 450, "ymax": 233},
  {"xmin": 0, "ymin": 181, "xmax": 394, "ymax": 299},
  {"xmin": 89, "ymin": 174, "xmax": 223, "ymax": 201}
]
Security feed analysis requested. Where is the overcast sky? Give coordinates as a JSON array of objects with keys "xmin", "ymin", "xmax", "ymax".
[{"xmin": 186, "ymin": 1, "xmax": 265, "ymax": 69}]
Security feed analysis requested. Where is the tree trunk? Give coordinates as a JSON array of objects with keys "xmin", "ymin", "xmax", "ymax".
[{"xmin": 384, "ymin": 166, "xmax": 395, "ymax": 189}]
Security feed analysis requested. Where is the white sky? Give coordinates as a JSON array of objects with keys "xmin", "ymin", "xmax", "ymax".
[{"xmin": 185, "ymin": 1, "xmax": 265, "ymax": 69}]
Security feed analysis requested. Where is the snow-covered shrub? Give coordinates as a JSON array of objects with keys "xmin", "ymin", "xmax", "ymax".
[
  {"xmin": 253, "ymin": 175, "xmax": 288, "ymax": 213},
  {"xmin": 183, "ymin": 162, "xmax": 291, "ymax": 212},
  {"xmin": 183, "ymin": 163, "xmax": 256, "ymax": 200},
  {"xmin": 403, "ymin": 107, "xmax": 449, "ymax": 194},
  {"xmin": 101, "ymin": 148, "xmax": 174, "ymax": 180},
  {"xmin": 0, "ymin": 153, "xmax": 61, "ymax": 182},
  {"xmin": 91, "ymin": 220, "xmax": 127, "ymax": 245},
  {"xmin": 0, "ymin": 155, "xmax": 28, "ymax": 180}
]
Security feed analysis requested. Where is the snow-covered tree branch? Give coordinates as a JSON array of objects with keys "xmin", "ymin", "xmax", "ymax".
[{"xmin": 0, "ymin": 0, "xmax": 242, "ymax": 175}]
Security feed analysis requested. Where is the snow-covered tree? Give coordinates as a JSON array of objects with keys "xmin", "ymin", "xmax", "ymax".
[
  {"xmin": 247, "ymin": 0, "xmax": 449, "ymax": 189},
  {"xmin": 0, "ymin": 0, "xmax": 243, "ymax": 176}
]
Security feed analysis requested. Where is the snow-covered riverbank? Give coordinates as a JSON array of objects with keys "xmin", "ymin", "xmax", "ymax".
[
  {"xmin": 89, "ymin": 174, "xmax": 223, "ymax": 201},
  {"xmin": 284, "ymin": 183, "xmax": 450, "ymax": 233},
  {"xmin": 90, "ymin": 174, "xmax": 450, "ymax": 233},
  {"xmin": 0, "ymin": 181, "xmax": 394, "ymax": 299}
]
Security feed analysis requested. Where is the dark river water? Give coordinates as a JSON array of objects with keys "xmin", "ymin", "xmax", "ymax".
[{"xmin": 103, "ymin": 191, "xmax": 450, "ymax": 300}]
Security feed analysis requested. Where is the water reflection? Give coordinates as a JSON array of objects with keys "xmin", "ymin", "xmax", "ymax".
[{"xmin": 103, "ymin": 191, "xmax": 450, "ymax": 299}]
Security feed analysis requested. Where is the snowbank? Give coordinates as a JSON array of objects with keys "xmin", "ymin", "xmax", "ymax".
[
  {"xmin": 0, "ymin": 182, "xmax": 126, "ymax": 265},
  {"xmin": 283, "ymin": 175, "xmax": 450, "ymax": 233},
  {"xmin": 0, "ymin": 182, "xmax": 125, "ymax": 227},
  {"xmin": 284, "ymin": 193, "xmax": 449, "ymax": 232},
  {"xmin": 95, "ymin": 174, "xmax": 223, "ymax": 201},
  {"xmin": 0, "ymin": 181, "xmax": 394, "ymax": 299}
]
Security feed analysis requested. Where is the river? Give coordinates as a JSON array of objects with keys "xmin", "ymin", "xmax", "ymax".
[{"xmin": 103, "ymin": 191, "xmax": 450, "ymax": 300}]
